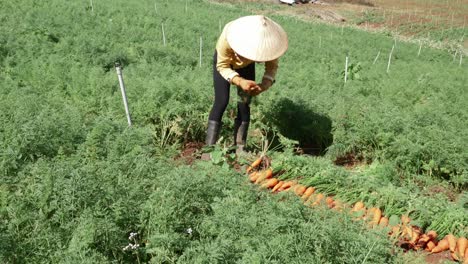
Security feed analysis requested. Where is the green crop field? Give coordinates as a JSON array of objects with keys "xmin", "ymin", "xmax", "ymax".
[{"xmin": 0, "ymin": 0, "xmax": 466, "ymax": 263}]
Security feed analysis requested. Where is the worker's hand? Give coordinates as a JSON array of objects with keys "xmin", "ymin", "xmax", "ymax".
[{"xmin": 233, "ymin": 76, "xmax": 261, "ymax": 94}]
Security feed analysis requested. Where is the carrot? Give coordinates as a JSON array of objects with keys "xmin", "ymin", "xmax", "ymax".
[
  {"xmin": 464, "ymin": 247, "xmax": 468, "ymax": 263},
  {"xmin": 272, "ymin": 181, "xmax": 284, "ymax": 192},
  {"xmin": 418, "ymin": 234, "xmax": 431, "ymax": 244},
  {"xmin": 351, "ymin": 201, "xmax": 364, "ymax": 212},
  {"xmin": 246, "ymin": 157, "xmax": 262, "ymax": 173},
  {"xmin": 401, "ymin": 215, "xmax": 411, "ymax": 225},
  {"xmin": 294, "ymin": 185, "xmax": 306, "ymax": 196},
  {"xmin": 325, "ymin": 197, "xmax": 334, "ymax": 208},
  {"xmin": 410, "ymin": 227, "xmax": 421, "ymax": 245},
  {"xmin": 427, "ymin": 230, "xmax": 438, "ymax": 241},
  {"xmin": 332, "ymin": 200, "xmax": 344, "ymax": 211},
  {"xmin": 249, "ymin": 172, "xmax": 258, "ymax": 182},
  {"xmin": 255, "ymin": 168, "xmax": 273, "ymax": 184},
  {"xmin": 378, "ymin": 216, "xmax": 389, "ymax": 227},
  {"xmin": 311, "ymin": 193, "xmax": 324, "ymax": 206},
  {"xmin": 390, "ymin": 225, "xmax": 401, "ymax": 237},
  {"xmin": 446, "ymin": 234, "xmax": 456, "ymax": 252},
  {"xmin": 301, "ymin": 187, "xmax": 316, "ymax": 200},
  {"xmin": 457, "ymin": 237, "xmax": 467, "ymax": 259},
  {"xmin": 278, "ymin": 181, "xmax": 295, "ymax": 191},
  {"xmin": 426, "ymin": 241, "xmax": 436, "ymax": 252},
  {"xmin": 451, "ymin": 251, "xmax": 460, "ymax": 262},
  {"xmin": 261, "ymin": 178, "xmax": 278, "ymax": 189},
  {"xmin": 432, "ymin": 239, "xmax": 449, "ymax": 253}
]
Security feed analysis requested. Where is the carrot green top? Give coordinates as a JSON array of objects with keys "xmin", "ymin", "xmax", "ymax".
[{"xmin": 216, "ymin": 22, "xmax": 279, "ymax": 84}]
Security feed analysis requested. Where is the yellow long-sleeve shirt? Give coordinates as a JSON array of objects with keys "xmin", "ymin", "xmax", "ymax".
[{"xmin": 215, "ymin": 22, "xmax": 279, "ymax": 84}]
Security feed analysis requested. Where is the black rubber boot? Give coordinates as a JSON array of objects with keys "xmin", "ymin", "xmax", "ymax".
[
  {"xmin": 234, "ymin": 119, "xmax": 249, "ymax": 155},
  {"xmin": 201, "ymin": 120, "xmax": 222, "ymax": 160},
  {"xmin": 205, "ymin": 120, "xmax": 222, "ymax": 145}
]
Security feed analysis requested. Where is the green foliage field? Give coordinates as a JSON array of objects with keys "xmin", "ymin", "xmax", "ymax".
[{"xmin": 0, "ymin": 0, "xmax": 466, "ymax": 262}]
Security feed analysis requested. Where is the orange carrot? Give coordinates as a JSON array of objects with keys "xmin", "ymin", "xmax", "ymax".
[
  {"xmin": 294, "ymin": 185, "xmax": 306, "ymax": 196},
  {"xmin": 432, "ymin": 239, "xmax": 449, "ymax": 253},
  {"xmin": 464, "ymin": 248, "xmax": 468, "ymax": 263},
  {"xmin": 278, "ymin": 181, "xmax": 295, "ymax": 191},
  {"xmin": 246, "ymin": 157, "xmax": 262, "ymax": 173},
  {"xmin": 351, "ymin": 201, "xmax": 364, "ymax": 212},
  {"xmin": 446, "ymin": 234, "xmax": 456, "ymax": 252},
  {"xmin": 378, "ymin": 217, "xmax": 389, "ymax": 227},
  {"xmin": 418, "ymin": 234, "xmax": 431, "ymax": 244},
  {"xmin": 249, "ymin": 172, "xmax": 258, "ymax": 182},
  {"xmin": 426, "ymin": 241, "xmax": 436, "ymax": 252},
  {"xmin": 332, "ymin": 200, "xmax": 344, "ymax": 211},
  {"xmin": 410, "ymin": 228, "xmax": 421, "ymax": 245},
  {"xmin": 325, "ymin": 197, "xmax": 334, "ymax": 208},
  {"xmin": 311, "ymin": 193, "xmax": 324, "ymax": 206},
  {"xmin": 301, "ymin": 187, "xmax": 316, "ymax": 200},
  {"xmin": 255, "ymin": 168, "xmax": 273, "ymax": 184},
  {"xmin": 427, "ymin": 230, "xmax": 438, "ymax": 241},
  {"xmin": 272, "ymin": 181, "xmax": 284, "ymax": 192},
  {"xmin": 457, "ymin": 237, "xmax": 467, "ymax": 259},
  {"xmin": 261, "ymin": 178, "xmax": 278, "ymax": 189},
  {"xmin": 401, "ymin": 215, "xmax": 411, "ymax": 225}
]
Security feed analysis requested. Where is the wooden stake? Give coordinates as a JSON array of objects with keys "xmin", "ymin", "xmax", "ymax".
[
  {"xmin": 115, "ymin": 63, "xmax": 132, "ymax": 127},
  {"xmin": 387, "ymin": 45, "xmax": 394, "ymax": 73},
  {"xmin": 90, "ymin": 0, "xmax": 94, "ymax": 12},
  {"xmin": 154, "ymin": 2, "xmax": 157, "ymax": 13},
  {"xmin": 185, "ymin": 0, "xmax": 188, "ymax": 13},
  {"xmin": 453, "ymin": 50, "xmax": 458, "ymax": 62},
  {"xmin": 319, "ymin": 36, "xmax": 322, "ymax": 48},
  {"xmin": 460, "ymin": 53, "xmax": 463, "ymax": 67}
]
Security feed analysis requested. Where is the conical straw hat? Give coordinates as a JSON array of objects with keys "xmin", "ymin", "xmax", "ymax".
[{"xmin": 226, "ymin": 15, "xmax": 288, "ymax": 62}]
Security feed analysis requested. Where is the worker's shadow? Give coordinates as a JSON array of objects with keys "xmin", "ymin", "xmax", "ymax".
[{"xmin": 265, "ymin": 98, "xmax": 333, "ymax": 155}]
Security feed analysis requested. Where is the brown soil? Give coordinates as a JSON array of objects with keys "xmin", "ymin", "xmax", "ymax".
[
  {"xmin": 425, "ymin": 251, "xmax": 454, "ymax": 264},
  {"xmin": 211, "ymin": 0, "xmax": 468, "ymax": 50},
  {"xmin": 175, "ymin": 141, "xmax": 204, "ymax": 165},
  {"xmin": 334, "ymin": 153, "xmax": 366, "ymax": 169}
]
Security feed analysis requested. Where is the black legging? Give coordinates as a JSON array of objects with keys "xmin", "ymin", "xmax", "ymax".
[{"xmin": 208, "ymin": 51, "xmax": 255, "ymax": 123}]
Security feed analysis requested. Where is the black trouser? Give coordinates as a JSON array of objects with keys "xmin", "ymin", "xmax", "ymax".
[{"xmin": 208, "ymin": 51, "xmax": 255, "ymax": 123}]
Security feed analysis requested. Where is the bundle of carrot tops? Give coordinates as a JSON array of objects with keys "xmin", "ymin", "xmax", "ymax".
[{"xmin": 246, "ymin": 156, "xmax": 468, "ymax": 263}]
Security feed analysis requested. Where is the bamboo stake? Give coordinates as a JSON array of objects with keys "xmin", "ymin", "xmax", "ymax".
[
  {"xmin": 154, "ymin": 2, "xmax": 157, "ymax": 13},
  {"xmin": 90, "ymin": 0, "xmax": 94, "ymax": 12},
  {"xmin": 387, "ymin": 45, "xmax": 394, "ymax": 73},
  {"xmin": 199, "ymin": 36, "xmax": 203, "ymax": 67},
  {"xmin": 341, "ymin": 24, "xmax": 344, "ymax": 35},
  {"xmin": 453, "ymin": 50, "xmax": 458, "ymax": 62},
  {"xmin": 185, "ymin": 0, "xmax": 188, "ymax": 13},
  {"xmin": 344, "ymin": 55, "xmax": 349, "ymax": 83},
  {"xmin": 460, "ymin": 53, "xmax": 463, "ymax": 67},
  {"xmin": 162, "ymin": 23, "xmax": 166, "ymax": 46},
  {"xmin": 115, "ymin": 63, "xmax": 132, "ymax": 127},
  {"xmin": 373, "ymin": 50, "xmax": 381, "ymax": 65},
  {"xmin": 319, "ymin": 36, "xmax": 322, "ymax": 48},
  {"xmin": 417, "ymin": 40, "xmax": 422, "ymax": 56}
]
